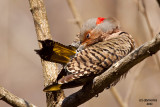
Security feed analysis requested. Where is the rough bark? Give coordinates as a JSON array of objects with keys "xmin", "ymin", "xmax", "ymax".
[{"xmin": 28, "ymin": 0, "xmax": 64, "ymax": 106}]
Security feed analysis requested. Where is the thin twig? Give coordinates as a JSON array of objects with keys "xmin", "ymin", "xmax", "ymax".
[
  {"xmin": 28, "ymin": 0, "xmax": 64, "ymax": 106},
  {"xmin": 110, "ymin": 88, "xmax": 125, "ymax": 107},
  {"xmin": 122, "ymin": 1, "xmax": 160, "ymax": 106},
  {"xmin": 62, "ymin": 33, "xmax": 160, "ymax": 107},
  {"xmin": 66, "ymin": 0, "xmax": 83, "ymax": 28},
  {"xmin": 141, "ymin": 0, "xmax": 154, "ymax": 37},
  {"xmin": 0, "ymin": 86, "xmax": 36, "ymax": 107},
  {"xmin": 124, "ymin": 60, "xmax": 146, "ymax": 107},
  {"xmin": 123, "ymin": 26, "xmax": 147, "ymax": 107},
  {"xmin": 137, "ymin": 0, "xmax": 160, "ymax": 70}
]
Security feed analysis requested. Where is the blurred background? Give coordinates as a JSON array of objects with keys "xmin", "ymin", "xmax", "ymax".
[{"xmin": 0, "ymin": 0, "xmax": 160, "ymax": 107}]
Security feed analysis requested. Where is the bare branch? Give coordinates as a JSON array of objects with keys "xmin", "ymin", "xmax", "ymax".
[
  {"xmin": 123, "ymin": 1, "xmax": 160, "ymax": 106},
  {"xmin": 136, "ymin": 0, "xmax": 160, "ymax": 71},
  {"xmin": 0, "ymin": 86, "xmax": 36, "ymax": 107},
  {"xmin": 28, "ymin": 0, "xmax": 64, "ymax": 106},
  {"xmin": 62, "ymin": 33, "xmax": 160, "ymax": 107},
  {"xmin": 66, "ymin": 0, "xmax": 83, "ymax": 28}
]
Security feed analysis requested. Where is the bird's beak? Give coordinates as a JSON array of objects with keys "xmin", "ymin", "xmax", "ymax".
[{"xmin": 76, "ymin": 43, "xmax": 87, "ymax": 53}]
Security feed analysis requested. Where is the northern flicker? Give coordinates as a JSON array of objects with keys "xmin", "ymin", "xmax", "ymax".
[{"xmin": 36, "ymin": 17, "xmax": 135, "ymax": 92}]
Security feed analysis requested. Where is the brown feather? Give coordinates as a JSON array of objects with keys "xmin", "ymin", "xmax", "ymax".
[{"xmin": 58, "ymin": 31, "xmax": 135, "ymax": 84}]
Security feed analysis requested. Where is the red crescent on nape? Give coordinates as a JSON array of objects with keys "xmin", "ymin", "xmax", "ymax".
[{"xmin": 96, "ymin": 17, "xmax": 106, "ymax": 25}]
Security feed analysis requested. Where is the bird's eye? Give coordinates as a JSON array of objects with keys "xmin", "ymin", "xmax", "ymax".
[{"xmin": 86, "ymin": 34, "xmax": 90, "ymax": 38}]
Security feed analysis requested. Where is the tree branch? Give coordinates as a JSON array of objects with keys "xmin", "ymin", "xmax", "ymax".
[
  {"xmin": 28, "ymin": 0, "xmax": 64, "ymax": 106},
  {"xmin": 0, "ymin": 86, "xmax": 36, "ymax": 107},
  {"xmin": 62, "ymin": 33, "xmax": 160, "ymax": 107}
]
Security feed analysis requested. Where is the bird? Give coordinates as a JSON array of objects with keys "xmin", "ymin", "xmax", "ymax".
[{"xmin": 37, "ymin": 17, "xmax": 135, "ymax": 92}]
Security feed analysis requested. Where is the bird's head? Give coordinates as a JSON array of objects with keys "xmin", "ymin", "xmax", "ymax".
[{"xmin": 77, "ymin": 17, "xmax": 120, "ymax": 51}]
